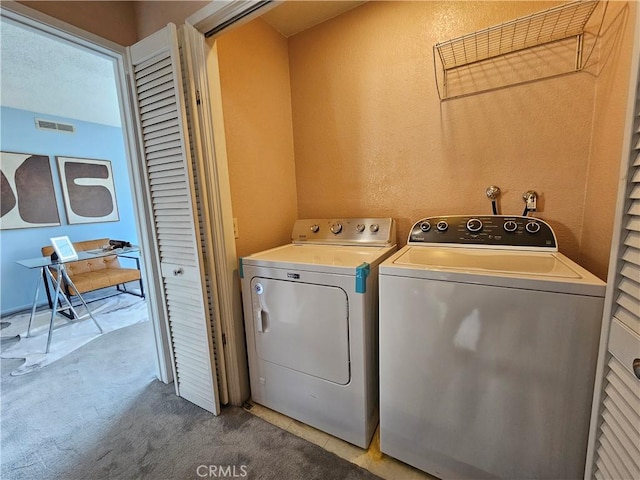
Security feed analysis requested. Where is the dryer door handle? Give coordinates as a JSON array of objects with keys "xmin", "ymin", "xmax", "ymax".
[{"xmin": 255, "ymin": 308, "xmax": 268, "ymax": 333}]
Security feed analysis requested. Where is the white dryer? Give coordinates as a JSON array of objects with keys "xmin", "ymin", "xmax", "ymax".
[
  {"xmin": 240, "ymin": 218, "xmax": 396, "ymax": 448},
  {"xmin": 378, "ymin": 215, "xmax": 605, "ymax": 479}
]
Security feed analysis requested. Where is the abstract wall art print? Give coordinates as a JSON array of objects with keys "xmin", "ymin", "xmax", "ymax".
[
  {"xmin": 56, "ymin": 156, "xmax": 120, "ymax": 224},
  {"xmin": 0, "ymin": 152, "xmax": 61, "ymax": 230}
]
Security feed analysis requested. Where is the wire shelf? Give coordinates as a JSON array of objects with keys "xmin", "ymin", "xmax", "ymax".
[{"xmin": 434, "ymin": 0, "xmax": 599, "ymax": 71}]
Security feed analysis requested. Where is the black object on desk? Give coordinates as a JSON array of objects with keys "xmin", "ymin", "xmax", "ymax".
[{"xmin": 109, "ymin": 240, "xmax": 132, "ymax": 249}]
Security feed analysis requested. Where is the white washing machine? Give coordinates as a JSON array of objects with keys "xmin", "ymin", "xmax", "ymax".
[
  {"xmin": 240, "ymin": 218, "xmax": 396, "ymax": 448},
  {"xmin": 379, "ymin": 215, "xmax": 605, "ymax": 479}
]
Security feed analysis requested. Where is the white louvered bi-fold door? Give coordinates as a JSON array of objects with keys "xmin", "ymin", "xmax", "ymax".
[
  {"xmin": 590, "ymin": 44, "xmax": 640, "ymax": 480},
  {"xmin": 127, "ymin": 25, "xmax": 220, "ymax": 414}
]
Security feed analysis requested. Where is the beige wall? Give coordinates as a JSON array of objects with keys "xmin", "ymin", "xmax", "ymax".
[
  {"xmin": 580, "ymin": 1, "xmax": 638, "ymax": 280},
  {"xmin": 18, "ymin": 1, "xmax": 209, "ymax": 43},
  {"xmin": 25, "ymin": 0, "xmax": 632, "ymax": 278},
  {"xmin": 133, "ymin": 1, "xmax": 209, "ymax": 39},
  {"xmin": 18, "ymin": 1, "xmax": 138, "ymax": 45},
  {"xmin": 210, "ymin": 18, "xmax": 298, "ymax": 258},
  {"xmin": 288, "ymin": 0, "xmax": 606, "ymax": 265}
]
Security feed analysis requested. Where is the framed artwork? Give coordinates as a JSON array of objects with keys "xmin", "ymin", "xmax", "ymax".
[
  {"xmin": 56, "ymin": 156, "xmax": 119, "ymax": 224},
  {"xmin": 0, "ymin": 151, "xmax": 61, "ymax": 230}
]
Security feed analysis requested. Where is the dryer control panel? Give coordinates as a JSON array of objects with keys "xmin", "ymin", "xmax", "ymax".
[
  {"xmin": 408, "ymin": 215, "xmax": 557, "ymax": 250},
  {"xmin": 292, "ymin": 218, "xmax": 396, "ymax": 246}
]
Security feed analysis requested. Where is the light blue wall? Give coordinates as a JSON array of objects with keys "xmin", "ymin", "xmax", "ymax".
[{"xmin": 0, "ymin": 106, "xmax": 139, "ymax": 315}]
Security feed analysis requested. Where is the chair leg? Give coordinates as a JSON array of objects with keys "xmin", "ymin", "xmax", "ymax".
[{"xmin": 118, "ymin": 280, "xmax": 145, "ymax": 298}]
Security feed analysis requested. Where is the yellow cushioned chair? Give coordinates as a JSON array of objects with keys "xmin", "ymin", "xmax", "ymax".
[{"xmin": 41, "ymin": 238, "xmax": 144, "ymax": 315}]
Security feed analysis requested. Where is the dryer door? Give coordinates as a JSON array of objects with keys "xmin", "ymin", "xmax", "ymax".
[{"xmin": 250, "ymin": 277, "xmax": 350, "ymax": 385}]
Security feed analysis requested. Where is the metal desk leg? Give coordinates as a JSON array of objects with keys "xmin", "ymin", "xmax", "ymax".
[
  {"xmin": 60, "ymin": 266, "xmax": 103, "ymax": 334},
  {"xmin": 42, "ymin": 266, "xmax": 54, "ymax": 310},
  {"xmin": 26, "ymin": 266, "xmax": 43, "ymax": 338},
  {"xmin": 41, "ymin": 263, "xmax": 104, "ymax": 354},
  {"xmin": 43, "ymin": 266, "xmax": 79, "ymax": 320},
  {"xmin": 46, "ymin": 264, "xmax": 64, "ymax": 353}
]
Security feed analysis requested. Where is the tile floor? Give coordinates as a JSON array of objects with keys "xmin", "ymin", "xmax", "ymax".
[{"xmin": 244, "ymin": 402, "xmax": 436, "ymax": 480}]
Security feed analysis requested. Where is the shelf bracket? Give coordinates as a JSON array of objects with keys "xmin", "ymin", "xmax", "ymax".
[{"xmin": 576, "ymin": 33, "xmax": 585, "ymax": 70}]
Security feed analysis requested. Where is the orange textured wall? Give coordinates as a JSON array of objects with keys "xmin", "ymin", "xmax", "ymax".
[
  {"xmin": 286, "ymin": 0, "xmax": 621, "ymax": 267},
  {"xmin": 210, "ymin": 18, "xmax": 298, "ymax": 258},
  {"xmin": 580, "ymin": 1, "xmax": 638, "ymax": 280},
  {"xmin": 18, "ymin": 1, "xmax": 138, "ymax": 45}
]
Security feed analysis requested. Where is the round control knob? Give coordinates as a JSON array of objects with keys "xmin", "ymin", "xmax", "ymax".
[
  {"xmin": 466, "ymin": 218, "xmax": 483, "ymax": 233},
  {"xmin": 330, "ymin": 223, "xmax": 343, "ymax": 234},
  {"xmin": 525, "ymin": 221, "xmax": 541, "ymax": 234},
  {"xmin": 419, "ymin": 221, "xmax": 431, "ymax": 232},
  {"xmin": 356, "ymin": 224, "xmax": 365, "ymax": 233},
  {"xmin": 370, "ymin": 224, "xmax": 379, "ymax": 233},
  {"xmin": 310, "ymin": 224, "xmax": 320, "ymax": 233},
  {"xmin": 436, "ymin": 220, "xmax": 448, "ymax": 232},
  {"xmin": 503, "ymin": 220, "xmax": 518, "ymax": 232}
]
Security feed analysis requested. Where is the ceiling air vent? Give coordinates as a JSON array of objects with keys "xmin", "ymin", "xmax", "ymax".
[{"xmin": 35, "ymin": 118, "xmax": 76, "ymax": 134}]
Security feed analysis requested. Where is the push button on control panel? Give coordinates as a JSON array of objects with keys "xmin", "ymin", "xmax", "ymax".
[
  {"xmin": 436, "ymin": 220, "xmax": 449, "ymax": 232},
  {"xmin": 330, "ymin": 223, "xmax": 343, "ymax": 234},
  {"xmin": 310, "ymin": 224, "xmax": 320, "ymax": 233},
  {"xmin": 420, "ymin": 221, "xmax": 431, "ymax": 232},
  {"xmin": 466, "ymin": 218, "xmax": 483, "ymax": 233},
  {"xmin": 356, "ymin": 224, "xmax": 365, "ymax": 233},
  {"xmin": 503, "ymin": 220, "xmax": 518, "ymax": 232},
  {"xmin": 370, "ymin": 224, "xmax": 379, "ymax": 233},
  {"xmin": 525, "ymin": 221, "xmax": 541, "ymax": 234}
]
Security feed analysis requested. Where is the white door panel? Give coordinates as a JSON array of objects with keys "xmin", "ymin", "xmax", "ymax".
[
  {"xmin": 127, "ymin": 24, "xmax": 220, "ymax": 414},
  {"xmin": 586, "ymin": 16, "xmax": 640, "ymax": 479},
  {"xmin": 160, "ymin": 263, "xmax": 201, "ymax": 282},
  {"xmin": 250, "ymin": 277, "xmax": 350, "ymax": 385}
]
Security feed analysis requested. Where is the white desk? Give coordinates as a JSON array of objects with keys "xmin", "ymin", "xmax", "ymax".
[{"xmin": 16, "ymin": 247, "xmax": 140, "ymax": 353}]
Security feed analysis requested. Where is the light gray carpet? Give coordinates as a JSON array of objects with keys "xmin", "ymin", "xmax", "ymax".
[
  {"xmin": 1, "ymin": 293, "xmax": 147, "ymax": 375},
  {"xmin": 1, "ymin": 318, "xmax": 380, "ymax": 480}
]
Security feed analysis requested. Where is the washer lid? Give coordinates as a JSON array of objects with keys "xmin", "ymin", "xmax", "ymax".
[
  {"xmin": 242, "ymin": 243, "xmax": 397, "ymax": 273},
  {"xmin": 380, "ymin": 246, "xmax": 605, "ymax": 296},
  {"xmin": 395, "ymin": 247, "xmax": 579, "ymax": 277}
]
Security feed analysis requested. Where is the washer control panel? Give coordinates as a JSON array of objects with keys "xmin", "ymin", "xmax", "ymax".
[
  {"xmin": 292, "ymin": 218, "xmax": 396, "ymax": 246},
  {"xmin": 409, "ymin": 215, "xmax": 556, "ymax": 249}
]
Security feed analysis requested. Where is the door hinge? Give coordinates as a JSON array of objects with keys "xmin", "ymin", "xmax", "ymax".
[
  {"xmin": 222, "ymin": 333, "xmax": 227, "ymax": 345},
  {"xmin": 196, "ymin": 90, "xmax": 201, "ymax": 105}
]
